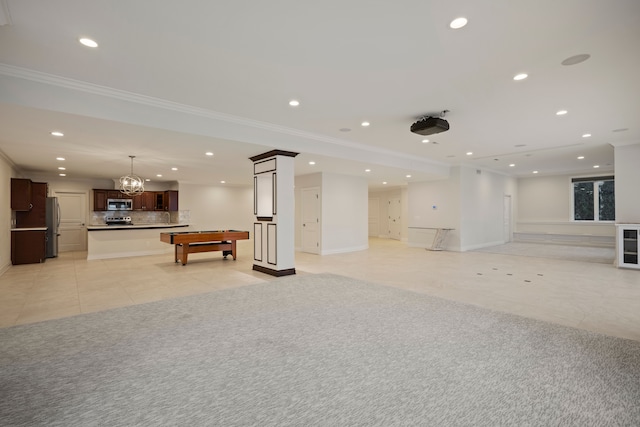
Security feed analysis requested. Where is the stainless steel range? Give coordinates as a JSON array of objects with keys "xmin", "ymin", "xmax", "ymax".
[{"xmin": 105, "ymin": 216, "xmax": 132, "ymax": 225}]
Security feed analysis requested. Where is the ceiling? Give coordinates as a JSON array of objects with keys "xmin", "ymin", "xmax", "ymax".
[{"xmin": 0, "ymin": 0, "xmax": 639, "ymax": 190}]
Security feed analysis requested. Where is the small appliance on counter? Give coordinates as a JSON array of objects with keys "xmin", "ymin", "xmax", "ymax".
[{"xmin": 105, "ymin": 216, "xmax": 132, "ymax": 225}]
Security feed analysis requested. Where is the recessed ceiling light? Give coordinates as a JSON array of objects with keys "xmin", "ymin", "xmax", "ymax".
[
  {"xmin": 156, "ymin": 174, "xmax": 162, "ymax": 177},
  {"xmin": 561, "ymin": 54, "xmax": 590, "ymax": 66},
  {"xmin": 361, "ymin": 121, "xmax": 370, "ymax": 127},
  {"xmin": 171, "ymin": 167, "xmax": 178, "ymax": 171},
  {"xmin": 58, "ymin": 167, "xmax": 65, "ymax": 170},
  {"xmin": 50, "ymin": 131, "xmax": 64, "ymax": 137},
  {"xmin": 582, "ymin": 133, "xmax": 591, "ymax": 138},
  {"xmin": 79, "ymin": 37, "xmax": 98, "ymax": 48},
  {"xmin": 59, "ymin": 173, "xmax": 66, "ymax": 177},
  {"xmin": 556, "ymin": 110, "xmax": 568, "ymax": 116},
  {"xmin": 382, "ymin": 181, "xmax": 387, "ymax": 185},
  {"xmin": 533, "ymin": 171, "xmax": 539, "ymax": 174},
  {"xmin": 450, "ymin": 17, "xmax": 468, "ymax": 29},
  {"xmin": 593, "ymin": 165, "xmax": 600, "ymax": 168},
  {"xmin": 56, "ymin": 157, "xmax": 65, "ymax": 161},
  {"xmin": 308, "ymin": 161, "xmax": 316, "ymax": 165},
  {"xmin": 422, "ymin": 139, "xmax": 429, "ymax": 143},
  {"xmin": 145, "ymin": 178, "xmax": 151, "ymax": 182},
  {"xmin": 513, "ymin": 73, "xmax": 528, "ymax": 81},
  {"xmin": 406, "ymin": 175, "xmax": 412, "ymax": 178},
  {"xmin": 365, "ymin": 169, "xmax": 371, "ymax": 172},
  {"xmin": 509, "ymin": 164, "xmax": 515, "ymax": 167},
  {"xmin": 466, "ymin": 152, "xmax": 473, "ymax": 156},
  {"xmin": 220, "ymin": 180, "xmax": 226, "ymax": 184},
  {"xmin": 289, "ymin": 100, "xmax": 300, "ymax": 107},
  {"xmin": 577, "ymin": 156, "xmax": 585, "ymax": 159},
  {"xmin": 205, "ymin": 152, "xmax": 214, "ymax": 156}
]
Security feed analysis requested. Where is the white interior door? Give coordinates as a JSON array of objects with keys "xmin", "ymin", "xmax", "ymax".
[
  {"xmin": 301, "ymin": 187, "xmax": 320, "ymax": 253},
  {"xmin": 388, "ymin": 198, "xmax": 401, "ymax": 240},
  {"xmin": 503, "ymin": 194, "xmax": 512, "ymax": 243},
  {"xmin": 368, "ymin": 198, "xmax": 379, "ymax": 237},
  {"xmin": 54, "ymin": 191, "xmax": 87, "ymax": 252}
]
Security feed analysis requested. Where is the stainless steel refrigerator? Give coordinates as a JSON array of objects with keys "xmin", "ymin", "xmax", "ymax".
[{"xmin": 46, "ymin": 197, "xmax": 60, "ymax": 258}]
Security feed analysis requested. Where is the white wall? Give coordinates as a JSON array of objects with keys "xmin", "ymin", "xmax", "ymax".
[
  {"xmin": 368, "ymin": 187, "xmax": 408, "ymax": 240},
  {"xmin": 408, "ymin": 173, "xmax": 460, "ymax": 250},
  {"xmin": 516, "ymin": 171, "xmax": 615, "ymax": 239},
  {"xmin": 294, "ymin": 173, "xmax": 322, "ymax": 250},
  {"xmin": 460, "ymin": 167, "xmax": 516, "ymax": 250},
  {"xmin": 294, "ymin": 172, "xmax": 368, "ymax": 255},
  {"xmin": 408, "ymin": 167, "xmax": 516, "ymax": 251},
  {"xmin": 0, "ymin": 153, "xmax": 17, "ymax": 274},
  {"xmin": 321, "ymin": 173, "xmax": 368, "ymax": 254},
  {"xmin": 178, "ymin": 183, "xmax": 254, "ymax": 231},
  {"xmin": 614, "ymin": 143, "xmax": 640, "ymax": 223}
]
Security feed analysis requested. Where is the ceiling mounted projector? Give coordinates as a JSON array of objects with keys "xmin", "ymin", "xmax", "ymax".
[{"xmin": 410, "ymin": 111, "xmax": 450, "ymax": 136}]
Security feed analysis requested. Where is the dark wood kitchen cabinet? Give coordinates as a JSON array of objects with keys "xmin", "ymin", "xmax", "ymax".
[
  {"xmin": 163, "ymin": 190, "xmax": 178, "ymax": 211},
  {"xmin": 15, "ymin": 182, "xmax": 47, "ymax": 228},
  {"xmin": 11, "ymin": 230, "xmax": 47, "ymax": 265},
  {"xmin": 107, "ymin": 190, "xmax": 123, "ymax": 199},
  {"xmin": 93, "ymin": 190, "xmax": 107, "ymax": 211},
  {"xmin": 133, "ymin": 191, "xmax": 155, "ymax": 210},
  {"xmin": 11, "ymin": 178, "xmax": 33, "ymax": 211}
]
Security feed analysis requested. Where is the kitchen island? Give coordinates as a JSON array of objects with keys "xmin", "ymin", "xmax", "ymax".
[{"xmin": 87, "ymin": 223, "xmax": 189, "ymax": 260}]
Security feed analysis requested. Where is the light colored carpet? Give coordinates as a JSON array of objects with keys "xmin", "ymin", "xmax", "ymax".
[
  {"xmin": 473, "ymin": 242, "xmax": 615, "ymax": 264},
  {"xmin": 1, "ymin": 273, "xmax": 638, "ymax": 426}
]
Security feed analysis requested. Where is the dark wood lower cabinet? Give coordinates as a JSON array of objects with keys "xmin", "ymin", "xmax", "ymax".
[{"xmin": 11, "ymin": 230, "xmax": 47, "ymax": 265}]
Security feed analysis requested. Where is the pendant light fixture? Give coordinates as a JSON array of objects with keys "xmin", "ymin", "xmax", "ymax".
[{"xmin": 119, "ymin": 155, "xmax": 145, "ymax": 196}]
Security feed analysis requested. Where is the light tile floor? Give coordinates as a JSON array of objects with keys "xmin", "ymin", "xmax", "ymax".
[{"xmin": 1, "ymin": 238, "xmax": 639, "ymax": 341}]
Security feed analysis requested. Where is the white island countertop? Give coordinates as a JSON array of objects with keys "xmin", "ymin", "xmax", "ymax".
[{"xmin": 87, "ymin": 223, "xmax": 189, "ymax": 231}]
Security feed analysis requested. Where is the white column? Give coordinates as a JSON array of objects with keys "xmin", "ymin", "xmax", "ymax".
[{"xmin": 249, "ymin": 150, "xmax": 298, "ymax": 276}]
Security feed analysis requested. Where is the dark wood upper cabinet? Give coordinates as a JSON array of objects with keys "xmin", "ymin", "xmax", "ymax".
[
  {"xmin": 92, "ymin": 189, "xmax": 178, "ymax": 211},
  {"xmin": 164, "ymin": 190, "xmax": 178, "ymax": 211},
  {"xmin": 154, "ymin": 191, "xmax": 165, "ymax": 211},
  {"xmin": 93, "ymin": 190, "xmax": 107, "ymax": 211},
  {"xmin": 15, "ymin": 182, "xmax": 47, "ymax": 228},
  {"xmin": 11, "ymin": 178, "xmax": 32, "ymax": 211}
]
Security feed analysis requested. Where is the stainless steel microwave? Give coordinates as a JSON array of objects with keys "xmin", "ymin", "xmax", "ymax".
[{"xmin": 107, "ymin": 198, "xmax": 133, "ymax": 210}]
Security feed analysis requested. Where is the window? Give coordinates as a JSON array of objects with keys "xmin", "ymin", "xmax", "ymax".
[{"xmin": 572, "ymin": 176, "xmax": 615, "ymax": 221}]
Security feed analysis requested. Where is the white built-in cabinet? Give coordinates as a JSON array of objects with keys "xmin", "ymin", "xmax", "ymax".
[{"xmin": 617, "ymin": 224, "xmax": 640, "ymax": 269}]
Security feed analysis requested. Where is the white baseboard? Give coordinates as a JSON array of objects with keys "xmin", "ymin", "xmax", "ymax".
[
  {"xmin": 0, "ymin": 262, "xmax": 10, "ymax": 277},
  {"xmin": 320, "ymin": 244, "xmax": 369, "ymax": 255},
  {"xmin": 460, "ymin": 240, "xmax": 506, "ymax": 252}
]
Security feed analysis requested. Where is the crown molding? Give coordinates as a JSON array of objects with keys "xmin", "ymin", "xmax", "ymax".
[{"xmin": 0, "ymin": 63, "xmax": 448, "ymax": 172}]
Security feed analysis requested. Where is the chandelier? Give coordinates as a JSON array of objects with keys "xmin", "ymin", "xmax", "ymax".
[{"xmin": 119, "ymin": 155, "xmax": 145, "ymax": 196}]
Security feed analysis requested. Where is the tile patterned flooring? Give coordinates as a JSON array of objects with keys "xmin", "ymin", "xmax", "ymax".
[{"xmin": 1, "ymin": 238, "xmax": 639, "ymax": 341}]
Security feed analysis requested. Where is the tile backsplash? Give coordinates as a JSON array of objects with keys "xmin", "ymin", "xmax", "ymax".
[{"xmin": 91, "ymin": 210, "xmax": 190, "ymax": 225}]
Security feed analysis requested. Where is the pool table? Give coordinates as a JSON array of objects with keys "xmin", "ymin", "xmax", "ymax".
[{"xmin": 160, "ymin": 230, "xmax": 250, "ymax": 265}]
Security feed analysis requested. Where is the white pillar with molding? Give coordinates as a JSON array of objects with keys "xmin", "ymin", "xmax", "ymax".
[{"xmin": 249, "ymin": 150, "xmax": 298, "ymax": 276}]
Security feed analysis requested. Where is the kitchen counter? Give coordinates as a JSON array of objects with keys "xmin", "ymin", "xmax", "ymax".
[
  {"xmin": 87, "ymin": 224, "xmax": 192, "ymax": 260},
  {"xmin": 11, "ymin": 227, "xmax": 48, "ymax": 231},
  {"xmin": 87, "ymin": 223, "xmax": 189, "ymax": 231}
]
